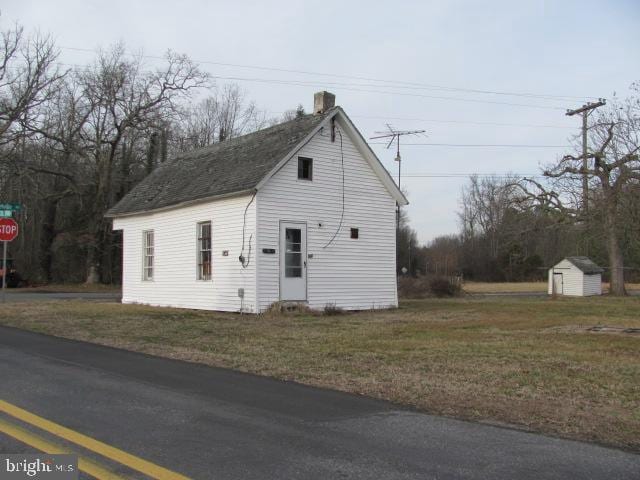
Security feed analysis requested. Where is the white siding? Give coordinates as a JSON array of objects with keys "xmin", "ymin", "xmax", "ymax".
[
  {"xmin": 112, "ymin": 194, "xmax": 257, "ymax": 312},
  {"xmin": 548, "ymin": 260, "xmax": 581, "ymax": 295},
  {"xmin": 256, "ymin": 118, "xmax": 398, "ymax": 311},
  {"xmin": 583, "ymin": 273, "xmax": 602, "ymax": 296},
  {"xmin": 547, "ymin": 259, "xmax": 602, "ymax": 296}
]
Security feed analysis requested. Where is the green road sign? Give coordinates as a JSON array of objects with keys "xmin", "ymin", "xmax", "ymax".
[
  {"xmin": 0, "ymin": 203, "xmax": 21, "ymax": 211},
  {"xmin": 0, "ymin": 204, "xmax": 21, "ymax": 217}
]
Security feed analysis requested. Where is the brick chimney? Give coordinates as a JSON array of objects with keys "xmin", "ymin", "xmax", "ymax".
[{"xmin": 314, "ymin": 91, "xmax": 335, "ymax": 114}]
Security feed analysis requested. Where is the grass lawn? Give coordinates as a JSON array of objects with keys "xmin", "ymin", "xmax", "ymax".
[{"xmin": 1, "ymin": 296, "xmax": 639, "ymax": 451}]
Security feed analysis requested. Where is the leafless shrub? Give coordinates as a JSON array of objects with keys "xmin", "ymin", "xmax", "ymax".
[
  {"xmin": 323, "ymin": 304, "xmax": 345, "ymax": 315},
  {"xmin": 262, "ymin": 301, "xmax": 313, "ymax": 316},
  {"xmin": 398, "ymin": 275, "xmax": 462, "ymax": 298},
  {"xmin": 429, "ymin": 277, "xmax": 461, "ymax": 297}
]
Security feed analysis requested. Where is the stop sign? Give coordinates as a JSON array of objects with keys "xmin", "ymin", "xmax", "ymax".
[{"xmin": 0, "ymin": 218, "xmax": 18, "ymax": 242}]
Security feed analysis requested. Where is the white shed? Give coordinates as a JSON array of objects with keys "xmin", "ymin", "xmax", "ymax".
[
  {"xmin": 547, "ymin": 257, "xmax": 603, "ymax": 296},
  {"xmin": 106, "ymin": 92, "xmax": 407, "ymax": 313}
]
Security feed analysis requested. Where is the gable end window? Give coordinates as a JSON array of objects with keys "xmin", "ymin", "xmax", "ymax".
[
  {"xmin": 298, "ymin": 157, "xmax": 313, "ymax": 180},
  {"xmin": 143, "ymin": 230, "xmax": 154, "ymax": 280},
  {"xmin": 197, "ymin": 221, "xmax": 212, "ymax": 280},
  {"xmin": 350, "ymin": 228, "xmax": 359, "ymax": 239}
]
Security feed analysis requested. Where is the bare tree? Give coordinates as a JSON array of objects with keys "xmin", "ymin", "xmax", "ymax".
[
  {"xmin": 514, "ymin": 85, "xmax": 640, "ymax": 295},
  {"xmin": 426, "ymin": 235, "xmax": 461, "ymax": 276},
  {"xmin": 179, "ymin": 84, "xmax": 270, "ymax": 149},
  {"xmin": 459, "ymin": 175, "xmax": 519, "ymax": 259},
  {"xmin": 79, "ymin": 45, "xmax": 209, "ymax": 283},
  {"xmin": 281, "ymin": 104, "xmax": 305, "ymax": 122},
  {"xmin": 181, "ymin": 96, "xmax": 219, "ymax": 148},
  {"xmin": 0, "ymin": 21, "xmax": 290, "ymax": 285},
  {"xmin": 24, "ymin": 79, "xmax": 93, "ymax": 281},
  {"xmin": 0, "ymin": 23, "xmax": 65, "ymax": 146}
]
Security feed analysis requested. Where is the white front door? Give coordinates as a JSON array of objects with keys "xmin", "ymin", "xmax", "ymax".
[
  {"xmin": 553, "ymin": 273, "xmax": 563, "ymax": 294},
  {"xmin": 280, "ymin": 222, "xmax": 307, "ymax": 301}
]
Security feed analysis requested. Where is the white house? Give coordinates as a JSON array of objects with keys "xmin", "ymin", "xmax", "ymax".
[
  {"xmin": 106, "ymin": 92, "xmax": 407, "ymax": 313},
  {"xmin": 548, "ymin": 256, "xmax": 603, "ymax": 296}
]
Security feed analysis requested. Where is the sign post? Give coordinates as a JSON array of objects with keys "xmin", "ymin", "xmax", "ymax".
[
  {"xmin": 2, "ymin": 240, "xmax": 6, "ymax": 302},
  {"xmin": 0, "ymin": 218, "xmax": 19, "ymax": 302}
]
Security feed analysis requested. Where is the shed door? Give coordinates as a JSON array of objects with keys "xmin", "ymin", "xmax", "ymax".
[
  {"xmin": 280, "ymin": 222, "xmax": 307, "ymax": 301},
  {"xmin": 553, "ymin": 273, "xmax": 563, "ymax": 295}
]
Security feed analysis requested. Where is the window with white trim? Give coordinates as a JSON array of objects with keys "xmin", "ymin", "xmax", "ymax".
[
  {"xmin": 197, "ymin": 221, "xmax": 212, "ymax": 280},
  {"xmin": 142, "ymin": 230, "xmax": 154, "ymax": 280}
]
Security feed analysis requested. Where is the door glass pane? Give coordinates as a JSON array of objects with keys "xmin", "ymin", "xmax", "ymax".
[
  {"xmin": 285, "ymin": 228, "xmax": 302, "ymax": 278},
  {"xmin": 286, "ymin": 267, "xmax": 302, "ymax": 278},
  {"xmin": 286, "ymin": 252, "xmax": 301, "ymax": 265},
  {"xmin": 288, "ymin": 242, "xmax": 301, "ymax": 252},
  {"xmin": 286, "ymin": 228, "xmax": 301, "ymax": 244}
]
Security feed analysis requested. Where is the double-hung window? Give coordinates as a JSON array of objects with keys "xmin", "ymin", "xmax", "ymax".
[
  {"xmin": 197, "ymin": 221, "xmax": 212, "ymax": 280},
  {"xmin": 143, "ymin": 230, "xmax": 154, "ymax": 280}
]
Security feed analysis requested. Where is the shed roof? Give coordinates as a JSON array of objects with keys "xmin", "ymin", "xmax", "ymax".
[
  {"xmin": 105, "ymin": 109, "xmax": 332, "ymax": 217},
  {"xmin": 565, "ymin": 256, "xmax": 604, "ymax": 274}
]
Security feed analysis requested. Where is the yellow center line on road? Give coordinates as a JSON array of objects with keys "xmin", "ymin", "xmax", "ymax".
[
  {"xmin": 0, "ymin": 418, "xmax": 126, "ymax": 479},
  {"xmin": 0, "ymin": 400, "xmax": 191, "ymax": 480}
]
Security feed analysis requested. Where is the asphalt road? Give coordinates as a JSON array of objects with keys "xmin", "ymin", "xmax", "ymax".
[{"xmin": 1, "ymin": 326, "xmax": 638, "ymax": 479}]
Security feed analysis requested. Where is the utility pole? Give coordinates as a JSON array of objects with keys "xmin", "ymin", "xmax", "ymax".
[{"xmin": 566, "ymin": 99, "xmax": 606, "ymax": 216}]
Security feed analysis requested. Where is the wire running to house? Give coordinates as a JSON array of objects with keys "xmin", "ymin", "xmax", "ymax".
[
  {"xmin": 239, "ymin": 191, "xmax": 256, "ymax": 268},
  {"xmin": 322, "ymin": 127, "xmax": 345, "ymax": 249}
]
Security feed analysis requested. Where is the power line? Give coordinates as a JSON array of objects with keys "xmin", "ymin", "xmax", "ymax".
[
  {"xmin": 369, "ymin": 142, "xmax": 569, "ymax": 148},
  {"xmin": 351, "ymin": 114, "xmax": 574, "ymax": 129},
  {"xmin": 44, "ymin": 59, "xmax": 570, "ymax": 110},
  {"xmin": 59, "ymin": 45, "xmax": 597, "ymax": 103},
  {"xmin": 204, "ymin": 76, "xmax": 568, "ymax": 109},
  {"xmin": 265, "ymin": 111, "xmax": 574, "ymax": 129},
  {"xmin": 11, "ymin": 53, "xmax": 578, "ymax": 110},
  {"xmin": 398, "ymin": 173, "xmax": 542, "ymax": 178}
]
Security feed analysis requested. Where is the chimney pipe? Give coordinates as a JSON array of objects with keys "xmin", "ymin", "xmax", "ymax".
[{"xmin": 314, "ymin": 91, "xmax": 335, "ymax": 114}]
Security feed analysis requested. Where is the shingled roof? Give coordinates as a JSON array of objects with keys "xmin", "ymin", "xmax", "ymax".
[
  {"xmin": 566, "ymin": 256, "xmax": 604, "ymax": 274},
  {"xmin": 106, "ymin": 109, "xmax": 332, "ymax": 217}
]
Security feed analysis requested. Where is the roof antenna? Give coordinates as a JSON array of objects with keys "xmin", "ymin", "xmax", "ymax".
[{"xmin": 370, "ymin": 125, "xmax": 425, "ymax": 230}]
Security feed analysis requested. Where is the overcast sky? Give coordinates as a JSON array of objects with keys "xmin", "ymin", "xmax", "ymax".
[{"xmin": 4, "ymin": 1, "xmax": 639, "ymax": 243}]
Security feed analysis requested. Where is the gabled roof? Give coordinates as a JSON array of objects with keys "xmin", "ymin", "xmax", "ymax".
[
  {"xmin": 565, "ymin": 256, "xmax": 604, "ymax": 274},
  {"xmin": 106, "ymin": 107, "xmax": 406, "ymax": 218}
]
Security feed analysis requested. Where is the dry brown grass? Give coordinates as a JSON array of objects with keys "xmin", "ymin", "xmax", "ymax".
[
  {"xmin": 463, "ymin": 281, "xmax": 548, "ymax": 293},
  {"xmin": 1, "ymin": 296, "xmax": 639, "ymax": 451},
  {"xmin": 464, "ymin": 281, "xmax": 640, "ymax": 293},
  {"xmin": 16, "ymin": 283, "xmax": 122, "ymax": 293},
  {"xmin": 604, "ymin": 282, "xmax": 640, "ymax": 293}
]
